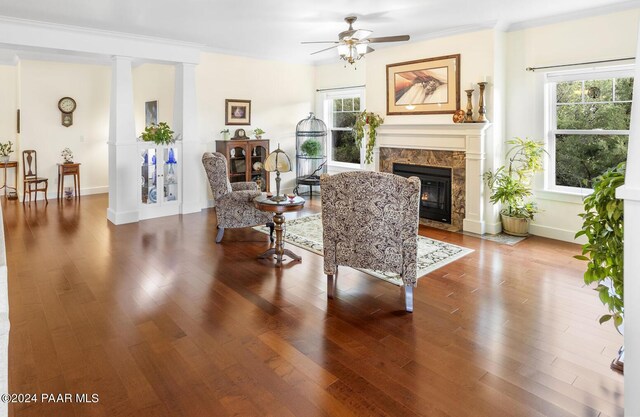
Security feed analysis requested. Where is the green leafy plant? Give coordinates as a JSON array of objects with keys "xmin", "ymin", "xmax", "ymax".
[
  {"xmin": 574, "ymin": 162, "xmax": 625, "ymax": 328},
  {"xmin": 300, "ymin": 139, "xmax": 321, "ymax": 157},
  {"xmin": 253, "ymin": 128, "xmax": 265, "ymax": 138},
  {"xmin": 141, "ymin": 122, "xmax": 175, "ymax": 145},
  {"xmin": 483, "ymin": 137, "xmax": 546, "ymax": 219},
  {"xmin": 0, "ymin": 140, "xmax": 13, "ymax": 157},
  {"xmin": 353, "ymin": 111, "xmax": 383, "ymax": 164}
]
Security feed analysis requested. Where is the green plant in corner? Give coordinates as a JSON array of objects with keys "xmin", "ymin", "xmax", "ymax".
[
  {"xmin": 300, "ymin": 139, "xmax": 321, "ymax": 157},
  {"xmin": 141, "ymin": 122, "xmax": 175, "ymax": 145},
  {"xmin": 353, "ymin": 111, "xmax": 383, "ymax": 164},
  {"xmin": 0, "ymin": 140, "xmax": 14, "ymax": 157},
  {"xmin": 574, "ymin": 162, "xmax": 625, "ymax": 329},
  {"xmin": 483, "ymin": 137, "xmax": 546, "ymax": 236}
]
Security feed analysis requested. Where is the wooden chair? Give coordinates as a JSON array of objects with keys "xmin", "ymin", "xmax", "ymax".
[{"xmin": 22, "ymin": 150, "xmax": 48, "ymax": 204}]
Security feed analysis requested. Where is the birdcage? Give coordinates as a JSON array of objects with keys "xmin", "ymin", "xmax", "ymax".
[{"xmin": 294, "ymin": 113, "xmax": 327, "ymax": 196}]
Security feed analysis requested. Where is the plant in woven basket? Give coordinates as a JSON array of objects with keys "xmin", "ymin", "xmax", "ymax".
[{"xmin": 141, "ymin": 122, "xmax": 175, "ymax": 145}]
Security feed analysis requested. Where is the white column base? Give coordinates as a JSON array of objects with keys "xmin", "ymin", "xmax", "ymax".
[{"xmin": 106, "ymin": 208, "xmax": 139, "ymax": 225}]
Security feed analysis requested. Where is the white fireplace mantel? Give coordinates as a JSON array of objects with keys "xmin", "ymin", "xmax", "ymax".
[{"xmin": 374, "ymin": 122, "xmax": 495, "ymax": 235}]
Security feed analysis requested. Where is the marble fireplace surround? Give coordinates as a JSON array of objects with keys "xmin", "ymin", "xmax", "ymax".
[{"xmin": 373, "ymin": 123, "xmax": 492, "ymax": 234}]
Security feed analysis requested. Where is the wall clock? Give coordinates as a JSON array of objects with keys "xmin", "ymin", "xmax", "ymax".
[{"xmin": 58, "ymin": 97, "xmax": 77, "ymax": 127}]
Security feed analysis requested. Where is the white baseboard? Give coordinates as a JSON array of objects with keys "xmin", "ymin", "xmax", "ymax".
[
  {"xmin": 106, "ymin": 208, "xmax": 139, "ymax": 225},
  {"xmin": 529, "ymin": 223, "xmax": 584, "ymax": 244},
  {"xmin": 20, "ymin": 186, "xmax": 108, "ymax": 201}
]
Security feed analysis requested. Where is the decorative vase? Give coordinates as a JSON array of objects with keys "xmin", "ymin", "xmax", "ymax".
[
  {"xmin": 256, "ymin": 135, "xmax": 262, "ymax": 140},
  {"xmin": 500, "ymin": 213, "xmax": 530, "ymax": 236},
  {"xmin": 0, "ymin": 156, "xmax": 9, "ymax": 163}
]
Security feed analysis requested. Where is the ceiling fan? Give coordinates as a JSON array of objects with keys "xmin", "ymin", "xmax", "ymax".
[{"xmin": 302, "ymin": 16, "xmax": 410, "ymax": 65}]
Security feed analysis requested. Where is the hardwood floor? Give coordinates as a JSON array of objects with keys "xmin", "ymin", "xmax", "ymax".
[{"xmin": 3, "ymin": 194, "xmax": 623, "ymax": 417}]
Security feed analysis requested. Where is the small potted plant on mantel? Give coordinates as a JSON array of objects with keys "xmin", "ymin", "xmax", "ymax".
[
  {"xmin": 483, "ymin": 137, "xmax": 546, "ymax": 236},
  {"xmin": 0, "ymin": 140, "xmax": 14, "ymax": 164}
]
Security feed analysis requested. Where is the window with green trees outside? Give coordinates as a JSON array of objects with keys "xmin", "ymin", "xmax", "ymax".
[{"xmin": 548, "ymin": 66, "xmax": 632, "ymax": 190}]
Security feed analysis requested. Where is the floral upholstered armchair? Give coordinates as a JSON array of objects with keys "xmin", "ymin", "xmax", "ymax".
[
  {"xmin": 202, "ymin": 152, "xmax": 274, "ymax": 243},
  {"xmin": 320, "ymin": 171, "xmax": 420, "ymax": 312}
]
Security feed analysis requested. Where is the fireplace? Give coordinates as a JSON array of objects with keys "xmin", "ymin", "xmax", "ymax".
[{"xmin": 393, "ymin": 163, "xmax": 451, "ymax": 224}]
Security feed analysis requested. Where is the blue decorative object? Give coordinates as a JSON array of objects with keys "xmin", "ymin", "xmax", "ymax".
[
  {"xmin": 152, "ymin": 154, "xmax": 156, "ymax": 165},
  {"xmin": 167, "ymin": 148, "xmax": 177, "ymax": 164},
  {"xmin": 143, "ymin": 152, "xmax": 148, "ymax": 164},
  {"xmin": 149, "ymin": 187, "xmax": 157, "ymax": 203}
]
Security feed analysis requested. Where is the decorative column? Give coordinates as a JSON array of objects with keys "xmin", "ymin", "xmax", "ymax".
[
  {"xmin": 173, "ymin": 62, "xmax": 203, "ymax": 214},
  {"xmin": 107, "ymin": 56, "xmax": 139, "ymax": 225},
  {"xmin": 615, "ymin": 21, "xmax": 640, "ymax": 415}
]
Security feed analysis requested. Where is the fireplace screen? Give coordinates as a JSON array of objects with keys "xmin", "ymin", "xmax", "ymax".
[{"xmin": 393, "ymin": 163, "xmax": 452, "ymax": 224}]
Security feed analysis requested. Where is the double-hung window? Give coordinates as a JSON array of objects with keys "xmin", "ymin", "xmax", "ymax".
[
  {"xmin": 322, "ymin": 88, "xmax": 365, "ymax": 169},
  {"xmin": 546, "ymin": 66, "xmax": 633, "ymax": 192}
]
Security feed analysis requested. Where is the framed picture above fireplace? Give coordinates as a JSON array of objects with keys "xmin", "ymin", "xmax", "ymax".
[{"xmin": 386, "ymin": 54, "xmax": 460, "ymax": 115}]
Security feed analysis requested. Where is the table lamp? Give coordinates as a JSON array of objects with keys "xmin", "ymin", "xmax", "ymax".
[{"xmin": 263, "ymin": 144, "xmax": 291, "ymax": 202}]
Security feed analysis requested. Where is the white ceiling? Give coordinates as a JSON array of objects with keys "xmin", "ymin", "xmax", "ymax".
[{"xmin": 0, "ymin": 0, "xmax": 638, "ymax": 63}]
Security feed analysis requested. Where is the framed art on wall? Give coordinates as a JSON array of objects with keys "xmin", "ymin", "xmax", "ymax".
[
  {"xmin": 386, "ymin": 54, "xmax": 460, "ymax": 115},
  {"xmin": 225, "ymin": 99, "xmax": 251, "ymax": 125},
  {"xmin": 145, "ymin": 100, "xmax": 158, "ymax": 127}
]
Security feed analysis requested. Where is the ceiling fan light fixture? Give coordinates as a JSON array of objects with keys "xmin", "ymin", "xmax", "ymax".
[
  {"xmin": 337, "ymin": 44, "xmax": 349, "ymax": 57},
  {"xmin": 356, "ymin": 43, "xmax": 368, "ymax": 55}
]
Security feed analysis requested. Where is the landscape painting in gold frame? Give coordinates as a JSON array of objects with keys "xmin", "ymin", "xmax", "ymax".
[{"xmin": 386, "ymin": 54, "xmax": 460, "ymax": 115}]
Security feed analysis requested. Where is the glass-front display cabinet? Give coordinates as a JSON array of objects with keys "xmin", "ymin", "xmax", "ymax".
[
  {"xmin": 139, "ymin": 142, "xmax": 182, "ymax": 219},
  {"xmin": 215, "ymin": 139, "xmax": 270, "ymax": 192}
]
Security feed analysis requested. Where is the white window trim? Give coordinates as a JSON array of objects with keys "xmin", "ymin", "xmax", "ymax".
[
  {"xmin": 321, "ymin": 87, "xmax": 366, "ymax": 170},
  {"xmin": 544, "ymin": 65, "xmax": 633, "ymax": 194}
]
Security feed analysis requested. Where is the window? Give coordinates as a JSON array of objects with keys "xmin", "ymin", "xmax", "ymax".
[
  {"xmin": 546, "ymin": 66, "xmax": 633, "ymax": 191},
  {"xmin": 323, "ymin": 88, "xmax": 364, "ymax": 167}
]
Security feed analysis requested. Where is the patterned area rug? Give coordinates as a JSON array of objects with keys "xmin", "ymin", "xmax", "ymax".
[{"xmin": 254, "ymin": 213, "xmax": 474, "ymax": 286}]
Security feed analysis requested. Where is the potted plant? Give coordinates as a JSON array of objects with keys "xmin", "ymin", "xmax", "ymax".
[
  {"xmin": 220, "ymin": 129, "xmax": 230, "ymax": 140},
  {"xmin": 353, "ymin": 111, "xmax": 384, "ymax": 165},
  {"xmin": 61, "ymin": 147, "xmax": 74, "ymax": 163},
  {"xmin": 574, "ymin": 162, "xmax": 625, "ymax": 371},
  {"xmin": 253, "ymin": 128, "xmax": 265, "ymax": 139},
  {"xmin": 0, "ymin": 140, "xmax": 13, "ymax": 163},
  {"xmin": 300, "ymin": 139, "xmax": 321, "ymax": 157},
  {"xmin": 141, "ymin": 122, "xmax": 175, "ymax": 145},
  {"xmin": 483, "ymin": 137, "xmax": 546, "ymax": 236}
]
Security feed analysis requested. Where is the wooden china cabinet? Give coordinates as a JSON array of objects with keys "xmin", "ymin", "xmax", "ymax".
[{"xmin": 215, "ymin": 139, "xmax": 270, "ymax": 192}]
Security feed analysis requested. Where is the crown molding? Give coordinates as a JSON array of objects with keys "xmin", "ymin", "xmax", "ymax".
[
  {"xmin": 0, "ymin": 15, "xmax": 203, "ymax": 64},
  {"xmin": 506, "ymin": 1, "xmax": 640, "ymax": 32}
]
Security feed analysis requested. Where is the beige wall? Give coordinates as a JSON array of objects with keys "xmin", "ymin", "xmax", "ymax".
[
  {"xmin": 19, "ymin": 60, "xmax": 111, "ymax": 197},
  {"xmin": 197, "ymin": 52, "xmax": 315, "ymax": 193},
  {"xmin": 506, "ymin": 9, "xmax": 640, "ymax": 241},
  {"xmin": 133, "ymin": 63, "xmax": 176, "ymax": 136}
]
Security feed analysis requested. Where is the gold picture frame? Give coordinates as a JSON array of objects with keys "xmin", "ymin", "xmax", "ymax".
[
  {"xmin": 225, "ymin": 99, "xmax": 251, "ymax": 125},
  {"xmin": 386, "ymin": 54, "xmax": 460, "ymax": 115}
]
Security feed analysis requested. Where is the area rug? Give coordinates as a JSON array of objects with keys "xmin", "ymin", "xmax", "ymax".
[{"xmin": 253, "ymin": 213, "xmax": 474, "ymax": 286}]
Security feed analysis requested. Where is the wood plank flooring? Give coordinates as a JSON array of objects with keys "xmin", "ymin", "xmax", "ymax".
[{"xmin": 3, "ymin": 194, "xmax": 624, "ymax": 417}]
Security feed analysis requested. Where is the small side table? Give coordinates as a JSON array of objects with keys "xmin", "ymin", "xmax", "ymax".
[
  {"xmin": 57, "ymin": 163, "xmax": 81, "ymax": 200},
  {"xmin": 253, "ymin": 195, "xmax": 305, "ymax": 267},
  {"xmin": 0, "ymin": 161, "xmax": 18, "ymax": 200}
]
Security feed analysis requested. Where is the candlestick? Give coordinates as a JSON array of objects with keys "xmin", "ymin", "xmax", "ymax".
[
  {"xmin": 477, "ymin": 82, "xmax": 488, "ymax": 122},
  {"xmin": 464, "ymin": 89, "xmax": 474, "ymax": 122}
]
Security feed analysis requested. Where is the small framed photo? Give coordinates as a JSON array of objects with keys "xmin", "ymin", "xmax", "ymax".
[
  {"xmin": 145, "ymin": 100, "xmax": 158, "ymax": 127},
  {"xmin": 225, "ymin": 99, "xmax": 251, "ymax": 125},
  {"xmin": 386, "ymin": 54, "xmax": 460, "ymax": 115}
]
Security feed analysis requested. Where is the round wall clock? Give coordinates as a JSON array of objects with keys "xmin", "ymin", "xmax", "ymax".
[
  {"xmin": 58, "ymin": 97, "xmax": 77, "ymax": 127},
  {"xmin": 58, "ymin": 97, "xmax": 77, "ymax": 114}
]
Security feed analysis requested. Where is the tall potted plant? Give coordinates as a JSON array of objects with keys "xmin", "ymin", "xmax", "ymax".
[
  {"xmin": 483, "ymin": 137, "xmax": 546, "ymax": 236},
  {"xmin": 574, "ymin": 162, "xmax": 625, "ymax": 371}
]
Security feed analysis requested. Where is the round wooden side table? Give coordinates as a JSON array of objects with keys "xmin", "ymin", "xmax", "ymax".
[{"xmin": 253, "ymin": 194, "xmax": 305, "ymax": 267}]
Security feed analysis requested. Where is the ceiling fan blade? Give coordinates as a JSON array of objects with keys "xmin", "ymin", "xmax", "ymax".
[
  {"xmin": 301, "ymin": 41, "xmax": 340, "ymax": 44},
  {"xmin": 368, "ymin": 35, "xmax": 410, "ymax": 43},
  {"xmin": 311, "ymin": 44, "xmax": 340, "ymax": 55},
  {"xmin": 351, "ymin": 29, "xmax": 372, "ymax": 41}
]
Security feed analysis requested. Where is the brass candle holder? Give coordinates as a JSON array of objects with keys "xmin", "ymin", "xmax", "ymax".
[
  {"xmin": 477, "ymin": 82, "xmax": 488, "ymax": 122},
  {"xmin": 464, "ymin": 89, "xmax": 474, "ymax": 122}
]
